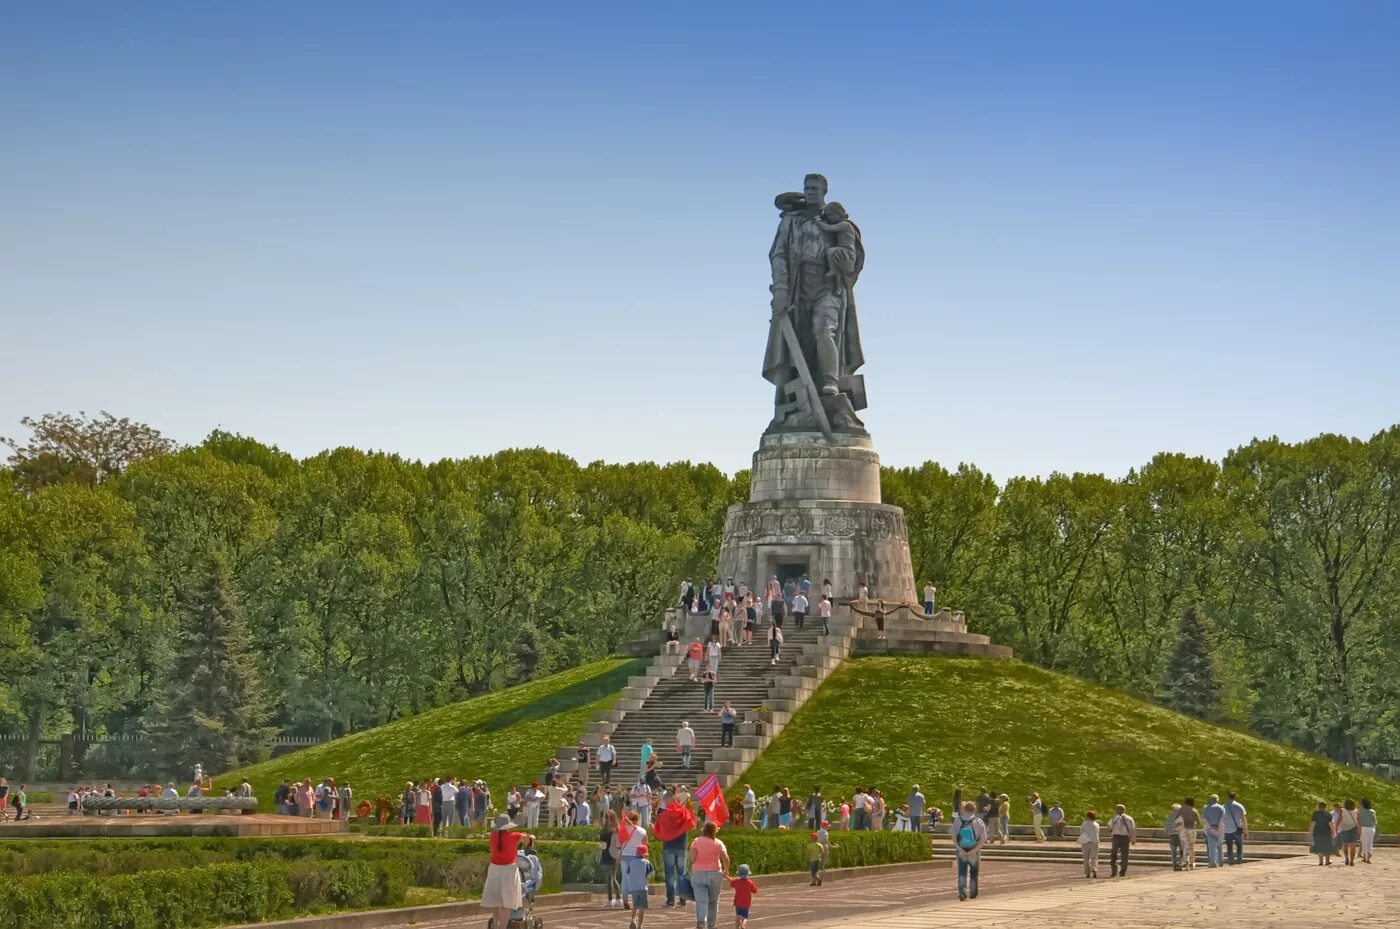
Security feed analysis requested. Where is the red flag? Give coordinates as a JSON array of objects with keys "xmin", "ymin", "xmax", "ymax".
[
  {"xmin": 694, "ymin": 773, "xmax": 728, "ymax": 827},
  {"xmin": 653, "ymin": 800, "xmax": 697, "ymax": 842},
  {"xmin": 617, "ymin": 814, "xmax": 634, "ymax": 847}
]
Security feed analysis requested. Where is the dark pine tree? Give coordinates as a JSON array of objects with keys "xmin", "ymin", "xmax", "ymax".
[
  {"xmin": 146, "ymin": 556, "xmax": 275, "ymax": 775},
  {"xmin": 1160, "ymin": 604, "xmax": 1222, "ymax": 721}
]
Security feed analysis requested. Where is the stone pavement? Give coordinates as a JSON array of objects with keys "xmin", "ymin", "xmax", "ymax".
[
  {"xmin": 316, "ymin": 853, "xmax": 1398, "ymax": 929},
  {"xmin": 817, "ymin": 855, "xmax": 1399, "ymax": 929},
  {"xmin": 370, "ymin": 861, "xmax": 1074, "ymax": 929}
]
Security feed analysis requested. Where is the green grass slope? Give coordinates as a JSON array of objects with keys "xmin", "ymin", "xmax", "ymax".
[
  {"xmin": 219, "ymin": 658, "xmax": 645, "ymax": 806},
  {"xmin": 739, "ymin": 656, "xmax": 1400, "ymax": 831}
]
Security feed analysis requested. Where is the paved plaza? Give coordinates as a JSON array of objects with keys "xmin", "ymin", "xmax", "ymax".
[{"xmin": 377, "ymin": 853, "xmax": 1395, "ymax": 929}]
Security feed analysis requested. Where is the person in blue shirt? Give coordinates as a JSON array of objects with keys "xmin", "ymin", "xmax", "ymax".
[
  {"xmin": 1200, "ymin": 794, "xmax": 1226, "ymax": 867},
  {"xmin": 1222, "ymin": 792, "xmax": 1249, "ymax": 865}
]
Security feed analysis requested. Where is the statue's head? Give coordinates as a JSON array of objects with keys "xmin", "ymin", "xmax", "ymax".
[{"xmin": 804, "ymin": 173, "xmax": 828, "ymax": 208}]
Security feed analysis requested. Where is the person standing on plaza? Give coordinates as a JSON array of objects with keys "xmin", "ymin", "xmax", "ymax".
[
  {"xmin": 1177, "ymin": 798, "xmax": 1201, "ymax": 870},
  {"xmin": 474, "ymin": 781, "xmax": 491, "ymax": 828},
  {"xmin": 413, "ymin": 780, "xmax": 431, "ymax": 826},
  {"xmin": 719, "ymin": 701, "xmax": 737, "ymax": 746},
  {"xmin": 688, "ymin": 821, "xmax": 731, "ymax": 929},
  {"xmin": 523, "ymin": 781, "xmax": 544, "ymax": 828},
  {"xmin": 1028, "ymin": 793, "xmax": 1046, "ymax": 842},
  {"xmin": 1222, "ymin": 791, "xmax": 1248, "ymax": 865},
  {"xmin": 1201, "ymin": 794, "xmax": 1226, "ymax": 868},
  {"xmin": 456, "ymin": 779, "xmax": 471, "ymax": 827},
  {"xmin": 1078, "ymin": 810, "xmax": 1100, "ymax": 878},
  {"xmin": 742, "ymin": 784, "xmax": 757, "ymax": 828},
  {"xmin": 655, "ymin": 789, "xmax": 695, "ymax": 909},
  {"xmin": 1337, "ymin": 799, "xmax": 1361, "ymax": 866},
  {"xmin": 950, "ymin": 800, "xmax": 988, "ymax": 901},
  {"xmin": 923, "ymin": 583, "xmax": 936, "ymax": 615},
  {"xmin": 483, "ymin": 815, "xmax": 525, "ymax": 929},
  {"xmin": 622, "ymin": 841, "xmax": 655, "ymax": 929},
  {"xmin": 1310, "ymin": 801, "xmax": 1334, "ymax": 865},
  {"xmin": 907, "ymin": 785, "xmax": 925, "ymax": 832},
  {"xmin": 548, "ymin": 777, "xmax": 570, "ymax": 827},
  {"xmin": 439, "ymin": 777, "xmax": 458, "ymax": 829},
  {"xmin": 1165, "ymin": 803, "xmax": 1183, "ymax": 869},
  {"xmin": 631, "ymin": 779, "xmax": 654, "ymax": 827},
  {"xmin": 996, "ymin": 794, "xmax": 1011, "ymax": 844},
  {"xmin": 806, "ymin": 786, "xmax": 825, "ymax": 830},
  {"xmin": 599, "ymin": 809, "xmax": 623, "ymax": 908},
  {"xmin": 791, "ymin": 590, "xmax": 809, "ymax": 631},
  {"xmin": 1359, "ymin": 798, "xmax": 1378, "ymax": 864},
  {"xmin": 1108, "ymin": 804, "xmax": 1137, "ymax": 877},
  {"xmin": 731, "ymin": 863, "xmax": 758, "ymax": 927}
]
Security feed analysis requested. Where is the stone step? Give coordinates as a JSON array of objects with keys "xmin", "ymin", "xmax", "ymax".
[
  {"xmin": 857, "ymin": 627, "xmax": 989, "ymax": 645},
  {"xmin": 853, "ymin": 639, "xmax": 1013, "ymax": 659}
]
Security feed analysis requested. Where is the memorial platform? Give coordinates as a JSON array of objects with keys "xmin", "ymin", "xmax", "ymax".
[{"xmin": 0, "ymin": 813, "xmax": 348, "ymax": 839}]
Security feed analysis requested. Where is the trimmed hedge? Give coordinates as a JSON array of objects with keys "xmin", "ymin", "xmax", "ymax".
[
  {"xmin": 0, "ymin": 837, "xmax": 573, "ymax": 890},
  {"xmin": 0, "ymin": 858, "xmax": 408, "ymax": 929}
]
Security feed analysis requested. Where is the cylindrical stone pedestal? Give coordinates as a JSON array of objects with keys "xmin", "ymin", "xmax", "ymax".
[{"xmin": 716, "ymin": 432, "xmax": 917, "ymax": 604}]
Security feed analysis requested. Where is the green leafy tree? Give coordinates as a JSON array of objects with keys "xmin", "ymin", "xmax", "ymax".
[
  {"xmin": 884, "ymin": 461, "xmax": 999, "ymax": 610},
  {"xmin": 11, "ymin": 482, "xmax": 149, "ymax": 777},
  {"xmin": 1090, "ymin": 453, "xmax": 1239, "ymax": 694},
  {"xmin": 2, "ymin": 411, "xmax": 176, "ymax": 490},
  {"xmin": 1160, "ymin": 604, "xmax": 1222, "ymax": 720},
  {"xmin": 145, "ymin": 556, "xmax": 275, "ymax": 774},
  {"xmin": 974, "ymin": 472, "xmax": 1120, "ymax": 670},
  {"xmin": 1222, "ymin": 429, "xmax": 1400, "ymax": 763}
]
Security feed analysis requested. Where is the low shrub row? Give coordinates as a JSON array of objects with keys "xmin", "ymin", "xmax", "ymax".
[
  {"xmin": 0, "ymin": 838, "xmax": 573, "ymax": 890},
  {"xmin": 0, "ymin": 858, "xmax": 409, "ymax": 929}
]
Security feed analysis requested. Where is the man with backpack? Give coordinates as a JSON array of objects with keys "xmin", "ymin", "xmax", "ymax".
[{"xmin": 950, "ymin": 801, "xmax": 988, "ymax": 901}]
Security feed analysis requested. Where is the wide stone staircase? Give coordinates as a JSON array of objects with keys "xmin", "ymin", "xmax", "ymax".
[
  {"xmin": 555, "ymin": 603, "xmax": 1013, "ymax": 789},
  {"xmin": 555, "ymin": 612, "xmax": 858, "ymax": 788}
]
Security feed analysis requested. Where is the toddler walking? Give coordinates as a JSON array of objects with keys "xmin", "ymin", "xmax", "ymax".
[{"xmin": 730, "ymin": 863, "xmax": 758, "ymax": 929}]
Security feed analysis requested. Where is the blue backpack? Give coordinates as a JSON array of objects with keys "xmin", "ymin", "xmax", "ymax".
[{"xmin": 956, "ymin": 815, "xmax": 979, "ymax": 851}]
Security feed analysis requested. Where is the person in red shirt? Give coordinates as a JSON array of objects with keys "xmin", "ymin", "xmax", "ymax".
[
  {"xmin": 729, "ymin": 864, "xmax": 757, "ymax": 929},
  {"xmin": 483, "ymin": 815, "xmax": 525, "ymax": 929}
]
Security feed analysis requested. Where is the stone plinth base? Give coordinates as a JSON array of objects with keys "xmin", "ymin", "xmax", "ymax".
[{"xmin": 717, "ymin": 432, "xmax": 916, "ymax": 604}]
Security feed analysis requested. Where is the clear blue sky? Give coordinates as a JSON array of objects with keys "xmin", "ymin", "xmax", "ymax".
[{"xmin": 4, "ymin": 2, "xmax": 1397, "ymax": 481}]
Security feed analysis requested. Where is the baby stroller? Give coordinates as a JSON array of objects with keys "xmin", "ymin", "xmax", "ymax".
[{"xmin": 487, "ymin": 850, "xmax": 544, "ymax": 929}]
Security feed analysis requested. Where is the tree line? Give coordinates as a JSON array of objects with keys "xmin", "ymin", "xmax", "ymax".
[{"xmin": 1, "ymin": 412, "xmax": 1396, "ymax": 777}]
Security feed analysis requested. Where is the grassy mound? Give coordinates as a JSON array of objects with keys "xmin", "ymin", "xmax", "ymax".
[
  {"xmin": 738, "ymin": 656, "xmax": 1400, "ymax": 830},
  {"xmin": 219, "ymin": 658, "xmax": 645, "ymax": 806}
]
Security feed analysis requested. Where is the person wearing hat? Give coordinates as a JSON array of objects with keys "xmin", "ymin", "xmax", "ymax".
[
  {"xmin": 807, "ymin": 832, "xmax": 825, "ymax": 885},
  {"xmin": 729, "ymin": 864, "xmax": 758, "ymax": 927},
  {"xmin": 621, "ymin": 842, "xmax": 655, "ymax": 929},
  {"xmin": 483, "ymin": 814, "xmax": 526, "ymax": 929}
]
